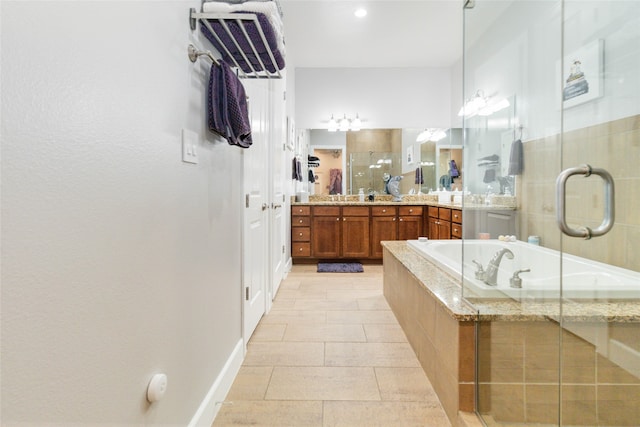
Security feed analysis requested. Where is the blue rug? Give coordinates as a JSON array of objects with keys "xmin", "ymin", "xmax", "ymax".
[{"xmin": 317, "ymin": 262, "xmax": 364, "ymax": 273}]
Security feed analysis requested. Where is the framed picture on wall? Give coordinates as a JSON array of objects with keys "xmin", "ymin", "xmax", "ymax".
[
  {"xmin": 406, "ymin": 146, "xmax": 414, "ymax": 164},
  {"xmin": 562, "ymin": 39, "xmax": 604, "ymax": 108}
]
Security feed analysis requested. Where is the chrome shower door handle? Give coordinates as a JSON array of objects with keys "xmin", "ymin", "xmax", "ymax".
[{"xmin": 556, "ymin": 164, "xmax": 615, "ymax": 239}]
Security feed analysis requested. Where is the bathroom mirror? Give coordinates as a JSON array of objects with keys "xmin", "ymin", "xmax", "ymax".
[
  {"xmin": 307, "ymin": 128, "xmax": 462, "ymax": 196},
  {"xmin": 463, "ymin": 95, "xmax": 516, "ymax": 196}
]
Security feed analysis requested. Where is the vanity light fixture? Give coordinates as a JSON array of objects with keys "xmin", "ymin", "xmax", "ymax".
[
  {"xmin": 355, "ymin": 8, "xmax": 367, "ymax": 18},
  {"xmin": 458, "ymin": 90, "xmax": 488, "ymax": 117},
  {"xmin": 328, "ymin": 114, "xmax": 338, "ymax": 132},
  {"xmin": 351, "ymin": 113, "xmax": 362, "ymax": 131},
  {"xmin": 416, "ymin": 128, "xmax": 447, "ymax": 143},
  {"xmin": 327, "ymin": 113, "xmax": 364, "ymax": 131},
  {"xmin": 478, "ymin": 98, "xmax": 510, "ymax": 116},
  {"xmin": 339, "ymin": 114, "xmax": 350, "ymax": 131},
  {"xmin": 458, "ymin": 90, "xmax": 510, "ymax": 117}
]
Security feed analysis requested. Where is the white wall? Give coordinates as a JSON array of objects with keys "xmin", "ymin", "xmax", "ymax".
[
  {"xmin": 463, "ymin": 0, "xmax": 640, "ymax": 141},
  {"xmin": 295, "ymin": 67, "xmax": 452, "ymax": 130},
  {"xmin": 1, "ymin": 1, "xmax": 245, "ymax": 424}
]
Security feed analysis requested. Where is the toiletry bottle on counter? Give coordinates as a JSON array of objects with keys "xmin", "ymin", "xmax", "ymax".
[{"xmin": 358, "ymin": 188, "xmax": 365, "ymax": 202}]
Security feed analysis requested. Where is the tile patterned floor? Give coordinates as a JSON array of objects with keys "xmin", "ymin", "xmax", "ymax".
[{"xmin": 213, "ymin": 264, "xmax": 451, "ymax": 427}]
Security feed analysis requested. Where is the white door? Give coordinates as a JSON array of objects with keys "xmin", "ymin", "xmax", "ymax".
[
  {"xmin": 269, "ymin": 78, "xmax": 287, "ymax": 300},
  {"xmin": 242, "ymin": 80, "xmax": 268, "ymax": 340}
]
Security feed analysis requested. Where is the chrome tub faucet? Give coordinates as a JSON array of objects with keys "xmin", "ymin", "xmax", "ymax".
[{"xmin": 483, "ymin": 248, "xmax": 514, "ymax": 286}]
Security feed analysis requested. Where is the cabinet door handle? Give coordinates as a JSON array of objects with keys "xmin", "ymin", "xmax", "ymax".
[
  {"xmin": 299, "ymin": 232, "xmax": 303, "ymax": 237},
  {"xmin": 343, "ymin": 218, "xmax": 346, "ymax": 221},
  {"xmin": 399, "ymin": 218, "xmax": 403, "ymax": 221},
  {"xmin": 409, "ymin": 209, "xmax": 413, "ymax": 213},
  {"xmin": 336, "ymin": 218, "xmax": 340, "ymax": 221},
  {"xmin": 299, "ymin": 219, "xmax": 304, "ymax": 224},
  {"xmin": 382, "ymin": 209, "xmax": 386, "ymax": 213},
  {"xmin": 299, "ymin": 247, "xmax": 303, "ymax": 252},
  {"xmin": 392, "ymin": 217, "xmax": 396, "ymax": 221}
]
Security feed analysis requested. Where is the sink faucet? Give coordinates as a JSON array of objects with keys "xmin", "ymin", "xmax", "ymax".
[{"xmin": 483, "ymin": 248, "xmax": 514, "ymax": 286}]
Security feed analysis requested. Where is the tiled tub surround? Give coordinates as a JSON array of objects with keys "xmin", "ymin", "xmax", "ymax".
[
  {"xmin": 382, "ymin": 241, "xmax": 640, "ymax": 426},
  {"xmin": 382, "ymin": 241, "xmax": 477, "ymax": 425},
  {"xmin": 517, "ymin": 114, "xmax": 640, "ymax": 272}
]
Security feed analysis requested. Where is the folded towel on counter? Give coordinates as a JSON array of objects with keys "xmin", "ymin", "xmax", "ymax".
[
  {"xmin": 207, "ymin": 61, "xmax": 252, "ymax": 147},
  {"xmin": 478, "ymin": 154, "xmax": 499, "ymax": 162},
  {"xmin": 200, "ymin": 12, "xmax": 285, "ymax": 73},
  {"xmin": 508, "ymin": 139, "xmax": 523, "ymax": 175}
]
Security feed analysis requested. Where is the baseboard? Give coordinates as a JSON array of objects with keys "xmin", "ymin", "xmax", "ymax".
[{"xmin": 188, "ymin": 339, "xmax": 244, "ymax": 427}]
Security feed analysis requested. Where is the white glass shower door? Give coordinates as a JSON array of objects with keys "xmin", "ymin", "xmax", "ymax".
[
  {"xmin": 464, "ymin": 1, "xmax": 640, "ymax": 425},
  {"xmin": 559, "ymin": 1, "xmax": 640, "ymax": 425}
]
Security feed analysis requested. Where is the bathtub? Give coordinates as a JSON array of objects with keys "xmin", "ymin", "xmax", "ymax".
[{"xmin": 407, "ymin": 239, "xmax": 640, "ymax": 300}]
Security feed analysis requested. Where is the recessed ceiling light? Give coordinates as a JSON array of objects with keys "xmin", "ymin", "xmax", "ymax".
[{"xmin": 354, "ymin": 8, "xmax": 367, "ymax": 18}]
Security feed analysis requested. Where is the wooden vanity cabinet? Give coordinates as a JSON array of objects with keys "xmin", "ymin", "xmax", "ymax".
[
  {"xmin": 341, "ymin": 206, "xmax": 370, "ymax": 258},
  {"xmin": 292, "ymin": 203, "xmax": 442, "ymax": 261},
  {"xmin": 370, "ymin": 206, "xmax": 398, "ymax": 259},
  {"xmin": 428, "ymin": 206, "xmax": 452, "ymax": 240},
  {"xmin": 311, "ymin": 206, "xmax": 342, "ymax": 258},
  {"xmin": 398, "ymin": 206, "xmax": 424, "ymax": 240},
  {"xmin": 291, "ymin": 206, "xmax": 311, "ymax": 257},
  {"xmin": 309, "ymin": 206, "xmax": 370, "ymax": 259},
  {"xmin": 451, "ymin": 209, "xmax": 462, "ymax": 239}
]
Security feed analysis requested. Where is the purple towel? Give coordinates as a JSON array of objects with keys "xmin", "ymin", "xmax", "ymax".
[
  {"xmin": 208, "ymin": 61, "xmax": 252, "ymax": 148},
  {"xmin": 200, "ymin": 12, "xmax": 285, "ymax": 74}
]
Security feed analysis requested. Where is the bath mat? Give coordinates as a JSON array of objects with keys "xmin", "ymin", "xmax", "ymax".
[{"xmin": 317, "ymin": 262, "xmax": 364, "ymax": 273}]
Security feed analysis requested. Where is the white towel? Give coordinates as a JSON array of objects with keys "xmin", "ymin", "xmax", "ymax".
[{"xmin": 202, "ymin": 1, "xmax": 285, "ymax": 55}]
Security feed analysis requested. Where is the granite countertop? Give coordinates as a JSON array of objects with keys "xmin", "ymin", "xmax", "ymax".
[
  {"xmin": 382, "ymin": 241, "xmax": 640, "ymax": 323},
  {"xmin": 292, "ymin": 195, "xmax": 516, "ymax": 210}
]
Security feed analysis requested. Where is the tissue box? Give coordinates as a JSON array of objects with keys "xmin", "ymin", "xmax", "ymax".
[
  {"xmin": 438, "ymin": 192, "xmax": 451, "ymax": 204},
  {"xmin": 296, "ymin": 192, "xmax": 309, "ymax": 203}
]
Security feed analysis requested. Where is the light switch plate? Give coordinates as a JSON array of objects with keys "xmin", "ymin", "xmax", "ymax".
[{"xmin": 182, "ymin": 129, "xmax": 198, "ymax": 164}]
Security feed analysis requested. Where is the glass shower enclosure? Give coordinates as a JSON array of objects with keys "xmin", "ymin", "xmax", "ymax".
[{"xmin": 462, "ymin": 1, "xmax": 640, "ymax": 425}]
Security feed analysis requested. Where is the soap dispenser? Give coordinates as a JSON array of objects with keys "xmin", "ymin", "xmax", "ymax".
[{"xmin": 358, "ymin": 188, "xmax": 365, "ymax": 202}]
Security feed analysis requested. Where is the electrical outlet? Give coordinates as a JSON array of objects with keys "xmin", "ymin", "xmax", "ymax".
[{"xmin": 182, "ymin": 129, "xmax": 198, "ymax": 164}]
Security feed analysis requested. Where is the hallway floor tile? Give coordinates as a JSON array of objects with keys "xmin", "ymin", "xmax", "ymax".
[{"xmin": 212, "ymin": 264, "xmax": 451, "ymax": 426}]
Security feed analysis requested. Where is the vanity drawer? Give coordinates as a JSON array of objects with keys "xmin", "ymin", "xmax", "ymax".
[
  {"xmin": 292, "ymin": 227, "xmax": 310, "ymax": 242},
  {"xmin": 438, "ymin": 208, "xmax": 451, "ymax": 221},
  {"xmin": 292, "ymin": 216, "xmax": 310, "ymax": 227},
  {"xmin": 292, "ymin": 242, "xmax": 311, "ymax": 257},
  {"xmin": 342, "ymin": 206, "xmax": 369, "ymax": 216},
  {"xmin": 371, "ymin": 206, "xmax": 397, "ymax": 216},
  {"xmin": 313, "ymin": 206, "xmax": 340, "ymax": 216},
  {"xmin": 451, "ymin": 223, "xmax": 463, "ymax": 238},
  {"xmin": 428, "ymin": 206, "xmax": 440, "ymax": 218},
  {"xmin": 452, "ymin": 209, "xmax": 462, "ymax": 224},
  {"xmin": 292, "ymin": 206, "xmax": 310, "ymax": 216},
  {"xmin": 399, "ymin": 206, "xmax": 423, "ymax": 216}
]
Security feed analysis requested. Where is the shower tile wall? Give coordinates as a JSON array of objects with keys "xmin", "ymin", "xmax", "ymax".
[
  {"xmin": 517, "ymin": 114, "xmax": 640, "ymax": 271},
  {"xmin": 478, "ymin": 320, "xmax": 640, "ymax": 425}
]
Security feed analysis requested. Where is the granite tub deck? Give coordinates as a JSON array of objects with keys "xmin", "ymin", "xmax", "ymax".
[{"xmin": 382, "ymin": 241, "xmax": 640, "ymax": 426}]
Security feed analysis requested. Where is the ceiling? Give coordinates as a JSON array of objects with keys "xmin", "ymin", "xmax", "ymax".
[{"xmin": 279, "ymin": 0, "xmax": 465, "ymax": 69}]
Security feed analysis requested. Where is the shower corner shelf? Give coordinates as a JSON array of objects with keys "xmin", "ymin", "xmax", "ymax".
[{"xmin": 189, "ymin": 7, "xmax": 284, "ymax": 80}]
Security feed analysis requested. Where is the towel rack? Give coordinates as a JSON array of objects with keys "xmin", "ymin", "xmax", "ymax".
[
  {"xmin": 189, "ymin": 7, "xmax": 283, "ymax": 80},
  {"xmin": 188, "ymin": 44, "xmax": 219, "ymax": 66}
]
